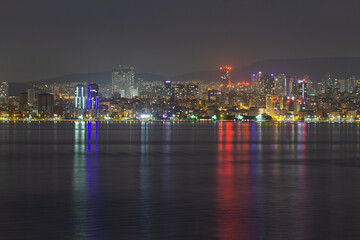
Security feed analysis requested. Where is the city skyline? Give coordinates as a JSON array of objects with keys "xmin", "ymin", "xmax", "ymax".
[{"xmin": 0, "ymin": 65, "xmax": 359, "ymax": 122}]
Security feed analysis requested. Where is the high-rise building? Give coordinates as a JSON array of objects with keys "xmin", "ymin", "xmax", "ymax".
[
  {"xmin": 275, "ymin": 74, "xmax": 286, "ymax": 95},
  {"xmin": 19, "ymin": 92, "xmax": 28, "ymax": 111},
  {"xmin": 251, "ymin": 72, "xmax": 262, "ymax": 91},
  {"xmin": 266, "ymin": 95, "xmax": 281, "ymax": 117},
  {"xmin": 75, "ymin": 84, "xmax": 87, "ymax": 109},
  {"xmin": 186, "ymin": 84, "xmax": 199, "ymax": 99},
  {"xmin": 38, "ymin": 93, "xmax": 54, "ymax": 117},
  {"xmin": 322, "ymin": 72, "xmax": 337, "ymax": 88},
  {"xmin": 163, "ymin": 81, "xmax": 172, "ymax": 97},
  {"xmin": 260, "ymin": 75, "xmax": 275, "ymax": 95},
  {"xmin": 341, "ymin": 76, "xmax": 357, "ymax": 92},
  {"xmin": 130, "ymin": 86, "xmax": 139, "ymax": 98},
  {"xmin": 112, "ymin": 66, "xmax": 135, "ymax": 99},
  {"xmin": 172, "ymin": 84, "xmax": 186, "ymax": 100},
  {"xmin": 0, "ymin": 82, "xmax": 9, "ymax": 98},
  {"xmin": 87, "ymin": 83, "xmax": 99, "ymax": 109},
  {"xmin": 219, "ymin": 66, "xmax": 232, "ymax": 91},
  {"xmin": 338, "ymin": 79, "xmax": 346, "ymax": 92},
  {"xmin": 26, "ymin": 89, "xmax": 35, "ymax": 106},
  {"xmin": 296, "ymin": 78, "xmax": 307, "ymax": 100}
]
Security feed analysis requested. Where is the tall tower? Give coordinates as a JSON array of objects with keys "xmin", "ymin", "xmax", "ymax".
[
  {"xmin": 296, "ymin": 78, "xmax": 307, "ymax": 101},
  {"xmin": 219, "ymin": 66, "xmax": 232, "ymax": 91},
  {"xmin": 87, "ymin": 83, "xmax": 99, "ymax": 109},
  {"xmin": 112, "ymin": 66, "xmax": 135, "ymax": 99},
  {"xmin": 75, "ymin": 84, "xmax": 87, "ymax": 109}
]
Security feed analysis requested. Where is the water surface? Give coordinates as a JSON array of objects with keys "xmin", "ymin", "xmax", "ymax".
[{"xmin": 0, "ymin": 121, "xmax": 359, "ymax": 239}]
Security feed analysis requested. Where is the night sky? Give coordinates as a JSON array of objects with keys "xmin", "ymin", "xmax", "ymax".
[{"xmin": 1, "ymin": 0, "xmax": 360, "ymax": 82}]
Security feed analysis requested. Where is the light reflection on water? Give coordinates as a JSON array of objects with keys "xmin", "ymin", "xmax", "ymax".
[
  {"xmin": 0, "ymin": 122, "xmax": 360, "ymax": 239},
  {"xmin": 73, "ymin": 121, "xmax": 101, "ymax": 239}
]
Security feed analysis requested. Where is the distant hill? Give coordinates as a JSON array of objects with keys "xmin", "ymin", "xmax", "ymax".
[
  {"xmin": 172, "ymin": 56, "xmax": 360, "ymax": 83},
  {"xmin": 8, "ymin": 56, "xmax": 360, "ymax": 95},
  {"xmin": 32, "ymin": 72, "xmax": 167, "ymax": 85},
  {"xmin": 9, "ymin": 72, "xmax": 167, "ymax": 95}
]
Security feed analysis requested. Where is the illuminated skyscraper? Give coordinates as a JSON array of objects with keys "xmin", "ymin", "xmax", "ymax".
[
  {"xmin": 0, "ymin": 82, "xmax": 9, "ymax": 98},
  {"xmin": 164, "ymin": 80, "xmax": 172, "ymax": 89},
  {"xmin": 87, "ymin": 83, "xmax": 99, "ymax": 109},
  {"xmin": 260, "ymin": 74, "xmax": 275, "ymax": 94},
  {"xmin": 296, "ymin": 78, "xmax": 307, "ymax": 99},
  {"xmin": 163, "ymin": 80, "xmax": 172, "ymax": 97},
  {"xmin": 266, "ymin": 95, "xmax": 281, "ymax": 117},
  {"xmin": 250, "ymin": 72, "xmax": 262, "ymax": 91},
  {"xmin": 112, "ymin": 66, "xmax": 135, "ymax": 99},
  {"xmin": 219, "ymin": 66, "xmax": 232, "ymax": 91},
  {"xmin": 75, "ymin": 84, "xmax": 87, "ymax": 109},
  {"xmin": 275, "ymin": 74, "xmax": 286, "ymax": 95}
]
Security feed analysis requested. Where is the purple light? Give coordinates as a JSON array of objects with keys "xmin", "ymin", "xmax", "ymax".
[
  {"xmin": 252, "ymin": 73, "xmax": 256, "ymax": 77},
  {"xmin": 270, "ymin": 73, "xmax": 274, "ymax": 77}
]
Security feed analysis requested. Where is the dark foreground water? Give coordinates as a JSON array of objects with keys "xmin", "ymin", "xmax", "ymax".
[{"xmin": 1, "ymin": 121, "xmax": 360, "ymax": 239}]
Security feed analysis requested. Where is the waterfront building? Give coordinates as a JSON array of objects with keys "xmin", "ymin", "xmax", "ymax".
[
  {"xmin": 266, "ymin": 94, "xmax": 281, "ymax": 117},
  {"xmin": 87, "ymin": 83, "xmax": 99, "ymax": 109},
  {"xmin": 75, "ymin": 84, "xmax": 87, "ymax": 109}
]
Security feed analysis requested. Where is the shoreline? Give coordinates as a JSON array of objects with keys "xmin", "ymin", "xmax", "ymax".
[{"xmin": 1, "ymin": 119, "xmax": 359, "ymax": 123}]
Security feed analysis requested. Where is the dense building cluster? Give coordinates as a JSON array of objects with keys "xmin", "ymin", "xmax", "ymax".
[{"xmin": 1, "ymin": 67, "xmax": 360, "ymax": 121}]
